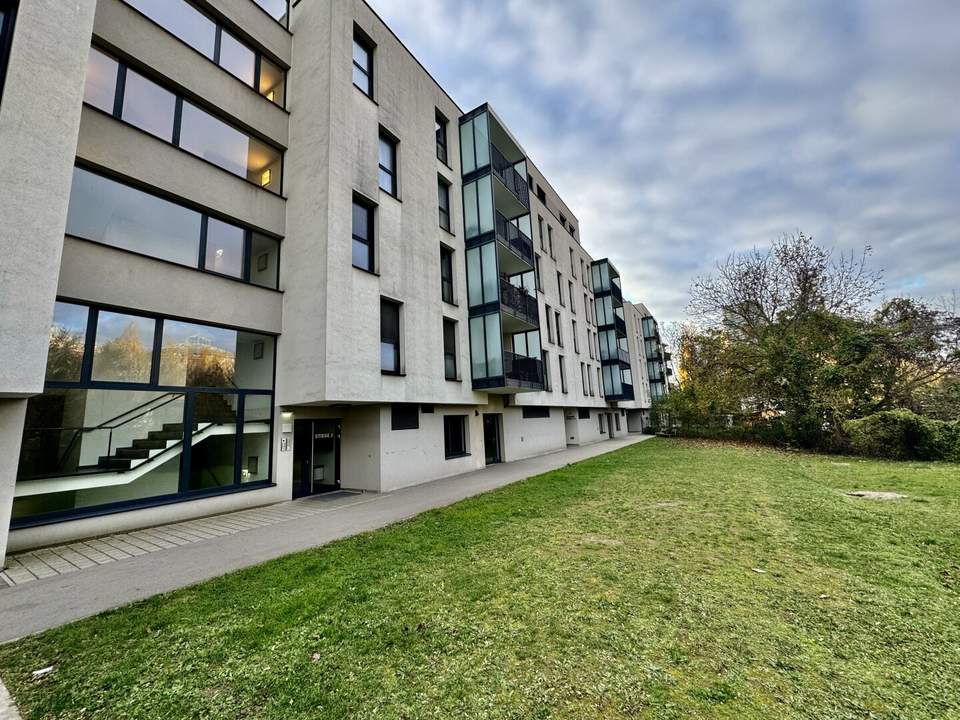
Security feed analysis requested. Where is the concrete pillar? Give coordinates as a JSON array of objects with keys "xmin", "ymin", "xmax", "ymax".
[{"xmin": 0, "ymin": 400, "xmax": 27, "ymax": 566}]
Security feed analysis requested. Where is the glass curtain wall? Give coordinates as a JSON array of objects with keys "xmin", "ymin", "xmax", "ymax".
[{"xmin": 13, "ymin": 302, "xmax": 275, "ymax": 526}]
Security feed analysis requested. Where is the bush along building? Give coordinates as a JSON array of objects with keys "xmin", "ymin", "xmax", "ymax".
[{"xmin": 0, "ymin": 0, "xmax": 668, "ymax": 562}]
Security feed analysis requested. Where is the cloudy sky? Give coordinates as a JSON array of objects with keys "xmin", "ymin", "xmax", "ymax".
[{"xmin": 370, "ymin": 0, "xmax": 959, "ymax": 325}]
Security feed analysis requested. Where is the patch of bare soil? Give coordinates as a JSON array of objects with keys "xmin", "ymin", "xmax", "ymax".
[{"xmin": 845, "ymin": 490, "xmax": 907, "ymax": 501}]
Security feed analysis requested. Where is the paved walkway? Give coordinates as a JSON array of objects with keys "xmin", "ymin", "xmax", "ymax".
[{"xmin": 0, "ymin": 435, "xmax": 649, "ymax": 643}]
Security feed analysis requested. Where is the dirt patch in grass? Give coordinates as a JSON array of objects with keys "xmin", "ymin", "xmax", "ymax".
[{"xmin": 845, "ymin": 490, "xmax": 908, "ymax": 501}]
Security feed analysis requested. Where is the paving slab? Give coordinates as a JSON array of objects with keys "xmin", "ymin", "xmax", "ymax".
[{"xmin": 0, "ymin": 435, "xmax": 650, "ymax": 643}]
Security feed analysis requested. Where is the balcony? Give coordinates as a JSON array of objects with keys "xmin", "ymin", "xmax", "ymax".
[
  {"xmin": 500, "ymin": 276, "xmax": 539, "ymax": 330},
  {"xmin": 495, "ymin": 212, "xmax": 534, "ymax": 267},
  {"xmin": 609, "ymin": 280, "xmax": 623, "ymax": 307},
  {"xmin": 504, "ymin": 351, "xmax": 544, "ymax": 386},
  {"xmin": 491, "ymin": 144, "xmax": 529, "ymax": 208},
  {"xmin": 608, "ymin": 382, "xmax": 634, "ymax": 402},
  {"xmin": 646, "ymin": 347, "xmax": 663, "ymax": 361}
]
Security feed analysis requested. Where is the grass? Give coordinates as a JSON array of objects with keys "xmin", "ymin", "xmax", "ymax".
[{"xmin": 2, "ymin": 438, "xmax": 960, "ymax": 719}]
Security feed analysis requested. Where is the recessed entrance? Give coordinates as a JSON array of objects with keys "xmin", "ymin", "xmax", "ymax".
[
  {"xmin": 293, "ymin": 419, "xmax": 341, "ymax": 498},
  {"xmin": 483, "ymin": 413, "xmax": 503, "ymax": 465}
]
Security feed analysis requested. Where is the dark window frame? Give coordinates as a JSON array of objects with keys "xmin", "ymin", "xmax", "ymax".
[
  {"xmin": 0, "ymin": 1, "xmax": 16, "ymax": 105},
  {"xmin": 443, "ymin": 414, "xmax": 468, "ymax": 459},
  {"xmin": 391, "ymin": 403, "xmax": 419, "ymax": 431},
  {"xmin": 437, "ymin": 175, "xmax": 451, "ymax": 232},
  {"xmin": 435, "ymin": 109, "xmax": 448, "ymax": 165},
  {"xmin": 378, "ymin": 129, "xmax": 398, "ymax": 197},
  {"xmin": 352, "ymin": 25, "xmax": 374, "ymax": 98},
  {"xmin": 521, "ymin": 406, "xmax": 550, "ymax": 419},
  {"xmin": 380, "ymin": 297, "xmax": 402, "ymax": 374},
  {"xmin": 352, "ymin": 194, "xmax": 375, "ymax": 272},
  {"xmin": 443, "ymin": 317, "xmax": 458, "ymax": 381},
  {"xmin": 440, "ymin": 245, "xmax": 455, "ymax": 305}
]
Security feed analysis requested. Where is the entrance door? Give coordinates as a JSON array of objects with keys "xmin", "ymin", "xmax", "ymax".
[
  {"xmin": 483, "ymin": 414, "xmax": 502, "ymax": 465},
  {"xmin": 293, "ymin": 419, "xmax": 341, "ymax": 498}
]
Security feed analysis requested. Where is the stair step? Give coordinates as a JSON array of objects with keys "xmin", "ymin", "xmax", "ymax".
[
  {"xmin": 115, "ymin": 448, "xmax": 151, "ymax": 459},
  {"xmin": 132, "ymin": 438, "xmax": 167, "ymax": 450},
  {"xmin": 149, "ymin": 430, "xmax": 185, "ymax": 441},
  {"xmin": 161, "ymin": 423, "xmax": 185, "ymax": 433},
  {"xmin": 98, "ymin": 456, "xmax": 133, "ymax": 470}
]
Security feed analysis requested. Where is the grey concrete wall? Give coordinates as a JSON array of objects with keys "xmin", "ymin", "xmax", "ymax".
[
  {"xmin": 58, "ymin": 238, "xmax": 283, "ymax": 334},
  {"xmin": 94, "ymin": 0, "xmax": 289, "ymax": 146},
  {"xmin": 76, "ymin": 106, "xmax": 286, "ymax": 236},
  {"xmin": 0, "ymin": 0, "xmax": 96, "ymax": 398},
  {"xmin": 500, "ymin": 406, "xmax": 566, "ymax": 462},
  {"xmin": 0, "ymin": 400, "xmax": 27, "ymax": 564},
  {"xmin": 621, "ymin": 301, "xmax": 652, "ymax": 411}
]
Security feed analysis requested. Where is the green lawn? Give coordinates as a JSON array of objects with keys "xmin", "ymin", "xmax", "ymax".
[{"xmin": 2, "ymin": 439, "xmax": 960, "ymax": 719}]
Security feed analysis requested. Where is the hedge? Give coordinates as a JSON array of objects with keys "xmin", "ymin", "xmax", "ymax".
[{"xmin": 843, "ymin": 410, "xmax": 959, "ymax": 461}]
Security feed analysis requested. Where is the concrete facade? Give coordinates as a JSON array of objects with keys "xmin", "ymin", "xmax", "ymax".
[{"xmin": 0, "ymin": 0, "xmax": 664, "ymax": 562}]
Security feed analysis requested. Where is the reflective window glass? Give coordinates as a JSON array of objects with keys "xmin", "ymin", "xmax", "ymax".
[
  {"xmin": 83, "ymin": 48, "xmax": 118, "ymax": 113},
  {"xmin": 124, "ymin": 0, "xmax": 216, "ymax": 58},
  {"xmin": 46, "ymin": 302, "xmax": 89, "ymax": 382},
  {"xmin": 218, "ymin": 29, "xmax": 256, "ymax": 86},
  {"xmin": 121, "ymin": 68, "xmax": 176, "ymax": 141},
  {"xmin": 204, "ymin": 218, "xmax": 245, "ymax": 278},
  {"xmin": 91, "ymin": 311, "xmax": 155, "ymax": 383}
]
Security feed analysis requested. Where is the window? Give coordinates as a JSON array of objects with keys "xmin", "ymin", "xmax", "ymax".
[
  {"xmin": 544, "ymin": 305, "xmax": 554, "ymax": 344},
  {"xmin": 569, "ymin": 281, "xmax": 576, "ymax": 312},
  {"xmin": 580, "ymin": 362, "xmax": 587, "ymax": 394},
  {"xmin": 537, "ymin": 185, "xmax": 546, "ymax": 203},
  {"xmin": 380, "ymin": 298, "xmax": 401, "ymax": 373},
  {"xmin": 18, "ymin": 301, "xmax": 276, "ymax": 525},
  {"xmin": 555, "ymin": 311, "xmax": 563, "ymax": 347},
  {"xmin": 522, "ymin": 407, "xmax": 550, "ymax": 419},
  {"xmin": 598, "ymin": 367, "xmax": 603, "ymax": 397},
  {"xmin": 438, "ymin": 177, "xmax": 451, "ymax": 231},
  {"xmin": 559, "ymin": 355, "xmax": 568, "ymax": 393},
  {"xmin": 436, "ymin": 110, "xmax": 448, "ymax": 164},
  {"xmin": 535, "ymin": 255, "xmax": 543, "ymax": 291},
  {"xmin": 548, "ymin": 225, "xmax": 554, "ymax": 258},
  {"xmin": 615, "ymin": 413, "xmax": 621, "ymax": 431},
  {"xmin": 584, "ymin": 295, "xmax": 590, "ymax": 325},
  {"xmin": 573, "ymin": 320, "xmax": 579, "ymax": 353},
  {"xmin": 570, "ymin": 248, "xmax": 575, "ymax": 276},
  {"xmin": 444, "ymin": 415, "xmax": 467, "ymax": 458},
  {"xmin": 557, "ymin": 272, "xmax": 564, "ymax": 305},
  {"xmin": 543, "ymin": 351, "xmax": 551, "ymax": 391},
  {"xmin": 352, "ymin": 196, "xmax": 374, "ymax": 272},
  {"xmin": 123, "ymin": 1, "xmax": 287, "ymax": 106},
  {"xmin": 83, "ymin": 47, "xmax": 282, "ymax": 194},
  {"xmin": 469, "ymin": 313, "xmax": 503, "ymax": 379},
  {"xmin": 391, "ymin": 403, "xmax": 419, "ymax": 431},
  {"xmin": 599, "ymin": 414, "xmax": 605, "ymax": 433},
  {"xmin": 378, "ymin": 131, "xmax": 397, "ymax": 196},
  {"xmin": 440, "ymin": 246, "xmax": 455, "ymax": 304},
  {"xmin": 443, "ymin": 318, "xmax": 458, "ymax": 380},
  {"xmin": 538, "ymin": 216, "xmax": 545, "ymax": 249},
  {"xmin": 0, "ymin": 1, "xmax": 16, "ymax": 104},
  {"xmin": 252, "ymin": 0, "xmax": 288, "ymax": 25},
  {"xmin": 578, "ymin": 408, "xmax": 590, "ymax": 420},
  {"xmin": 581, "ymin": 259, "xmax": 586, "ymax": 285},
  {"xmin": 352, "ymin": 28, "xmax": 374, "ymax": 97}
]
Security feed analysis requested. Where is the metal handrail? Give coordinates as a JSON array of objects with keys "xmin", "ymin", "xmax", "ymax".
[
  {"xmin": 503, "ymin": 350, "xmax": 543, "ymax": 384},
  {"xmin": 499, "ymin": 275, "xmax": 539, "ymax": 325},
  {"xmin": 490, "ymin": 144, "xmax": 529, "ymax": 207},
  {"xmin": 495, "ymin": 212, "xmax": 534, "ymax": 265}
]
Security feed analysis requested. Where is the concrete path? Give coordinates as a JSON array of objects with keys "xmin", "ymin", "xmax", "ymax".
[
  {"xmin": 0, "ymin": 679, "xmax": 20, "ymax": 720},
  {"xmin": 0, "ymin": 434, "xmax": 650, "ymax": 643}
]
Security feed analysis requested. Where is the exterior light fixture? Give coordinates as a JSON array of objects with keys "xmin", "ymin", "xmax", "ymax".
[{"xmin": 261, "ymin": 168, "xmax": 272, "ymax": 187}]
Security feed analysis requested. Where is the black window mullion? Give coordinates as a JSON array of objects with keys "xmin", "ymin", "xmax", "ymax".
[
  {"xmin": 243, "ymin": 229, "xmax": 252, "ymax": 282},
  {"xmin": 179, "ymin": 391, "xmax": 195, "ymax": 494},
  {"xmin": 149, "ymin": 318, "xmax": 163, "ymax": 386},
  {"xmin": 79, "ymin": 306, "xmax": 99, "ymax": 383},
  {"xmin": 234, "ymin": 393, "xmax": 245, "ymax": 486},
  {"xmin": 172, "ymin": 96, "xmax": 183, "ymax": 146},
  {"xmin": 112, "ymin": 64, "xmax": 127, "ymax": 119},
  {"xmin": 198, "ymin": 215, "xmax": 208, "ymax": 270},
  {"xmin": 213, "ymin": 25, "xmax": 222, "ymax": 65},
  {"xmin": 253, "ymin": 53, "xmax": 262, "ymax": 94}
]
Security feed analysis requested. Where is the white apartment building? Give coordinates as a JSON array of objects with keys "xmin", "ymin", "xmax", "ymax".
[{"xmin": 0, "ymin": 0, "xmax": 669, "ymax": 562}]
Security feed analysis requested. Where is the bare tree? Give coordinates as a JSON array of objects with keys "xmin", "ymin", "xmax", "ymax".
[{"xmin": 689, "ymin": 232, "xmax": 883, "ymax": 338}]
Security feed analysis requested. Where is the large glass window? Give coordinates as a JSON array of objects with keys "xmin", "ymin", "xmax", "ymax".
[
  {"xmin": 253, "ymin": 0, "xmax": 288, "ymax": 25},
  {"xmin": 121, "ymin": 67, "xmax": 176, "ymax": 141},
  {"xmin": 466, "ymin": 242, "xmax": 498, "ymax": 308},
  {"xmin": 83, "ymin": 48, "xmax": 283, "ymax": 194},
  {"xmin": 46, "ymin": 302, "xmax": 89, "ymax": 382},
  {"xmin": 204, "ymin": 217, "xmax": 245, "ymax": 279},
  {"xmin": 438, "ymin": 178, "xmax": 451, "ymax": 231},
  {"xmin": 124, "ymin": 0, "xmax": 216, "ymax": 58},
  {"xmin": 65, "ymin": 167, "xmax": 280, "ymax": 288},
  {"xmin": 352, "ymin": 198, "xmax": 374, "ymax": 272},
  {"xmin": 378, "ymin": 132, "xmax": 397, "ymax": 196},
  {"xmin": 218, "ymin": 29, "xmax": 255, "ymax": 86},
  {"xmin": 91, "ymin": 311, "xmax": 156, "ymax": 383},
  {"xmin": 436, "ymin": 110, "xmax": 448, "ymax": 164},
  {"xmin": 470, "ymin": 313, "xmax": 502, "ymax": 379},
  {"xmin": 462, "ymin": 176, "xmax": 493, "ymax": 239},
  {"xmin": 82, "ymin": 47, "xmax": 118, "ymax": 114},
  {"xmin": 380, "ymin": 299, "xmax": 401, "ymax": 373},
  {"xmin": 67, "ymin": 167, "xmax": 201, "ymax": 267},
  {"xmin": 459, "ymin": 113, "xmax": 490, "ymax": 175},
  {"xmin": 15, "ymin": 304, "xmax": 276, "ymax": 526}
]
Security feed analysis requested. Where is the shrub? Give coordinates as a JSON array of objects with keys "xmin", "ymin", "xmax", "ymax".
[{"xmin": 843, "ymin": 410, "xmax": 956, "ymax": 461}]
